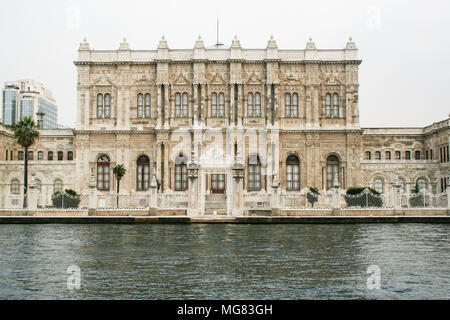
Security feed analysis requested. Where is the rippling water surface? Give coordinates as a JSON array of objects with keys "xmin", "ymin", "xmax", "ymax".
[{"xmin": 0, "ymin": 224, "xmax": 448, "ymax": 299}]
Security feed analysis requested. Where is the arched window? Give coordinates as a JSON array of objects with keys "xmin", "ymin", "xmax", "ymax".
[
  {"xmin": 58, "ymin": 151, "xmax": 63, "ymax": 161},
  {"xmin": 182, "ymin": 93, "xmax": 189, "ymax": 117},
  {"xmin": 97, "ymin": 93, "xmax": 103, "ymax": 118},
  {"xmin": 374, "ymin": 179, "xmax": 383, "ymax": 194},
  {"xmin": 137, "ymin": 155, "xmax": 150, "ymax": 191},
  {"xmin": 53, "ymin": 179, "xmax": 63, "ymax": 193},
  {"xmin": 48, "ymin": 151, "xmax": 53, "ymax": 161},
  {"xmin": 416, "ymin": 178, "xmax": 426, "ymax": 191},
  {"xmin": 325, "ymin": 93, "xmax": 332, "ymax": 117},
  {"xmin": 286, "ymin": 155, "xmax": 300, "ymax": 191},
  {"xmin": 211, "ymin": 93, "xmax": 217, "ymax": 117},
  {"xmin": 104, "ymin": 94, "xmax": 111, "ymax": 118},
  {"xmin": 38, "ymin": 151, "xmax": 43, "ymax": 160},
  {"xmin": 97, "ymin": 155, "xmax": 110, "ymax": 191},
  {"xmin": 248, "ymin": 155, "xmax": 261, "ymax": 191},
  {"xmin": 137, "ymin": 93, "xmax": 144, "ymax": 118},
  {"xmin": 218, "ymin": 93, "xmax": 225, "ymax": 116},
  {"xmin": 326, "ymin": 155, "xmax": 340, "ymax": 190},
  {"xmin": 175, "ymin": 155, "xmax": 188, "ymax": 191},
  {"xmin": 375, "ymin": 151, "xmax": 381, "ymax": 160},
  {"xmin": 385, "ymin": 151, "xmax": 391, "ymax": 160},
  {"xmin": 332, "ymin": 93, "xmax": 339, "ymax": 117},
  {"xmin": 11, "ymin": 179, "xmax": 20, "ymax": 195},
  {"xmin": 145, "ymin": 93, "xmax": 151, "ymax": 118},
  {"xmin": 68, "ymin": 151, "xmax": 73, "ymax": 161},
  {"xmin": 255, "ymin": 92, "xmax": 261, "ymax": 117},
  {"xmin": 247, "ymin": 93, "xmax": 254, "ymax": 117},
  {"xmin": 285, "ymin": 93, "xmax": 291, "ymax": 117}
]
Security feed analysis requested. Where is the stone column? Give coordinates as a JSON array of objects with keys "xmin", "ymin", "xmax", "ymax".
[
  {"xmin": 88, "ymin": 173, "xmax": 97, "ymax": 216},
  {"xmin": 232, "ymin": 160, "xmax": 244, "ymax": 216},
  {"xmin": 187, "ymin": 153, "xmax": 199, "ymax": 216},
  {"xmin": 156, "ymin": 85, "xmax": 162, "ymax": 128},
  {"xmin": 237, "ymin": 84, "xmax": 243, "ymax": 127},
  {"xmin": 271, "ymin": 175, "xmax": 280, "ymax": 215},
  {"xmin": 164, "ymin": 85, "xmax": 170, "ymax": 129},
  {"xmin": 27, "ymin": 175, "xmax": 38, "ymax": 216},
  {"xmin": 149, "ymin": 173, "xmax": 158, "ymax": 216},
  {"xmin": 226, "ymin": 171, "xmax": 233, "ymax": 216},
  {"xmin": 229, "ymin": 84, "xmax": 234, "ymax": 126}
]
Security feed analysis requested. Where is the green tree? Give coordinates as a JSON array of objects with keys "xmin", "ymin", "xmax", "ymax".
[
  {"xmin": 113, "ymin": 164, "xmax": 127, "ymax": 208},
  {"xmin": 13, "ymin": 117, "xmax": 39, "ymax": 208}
]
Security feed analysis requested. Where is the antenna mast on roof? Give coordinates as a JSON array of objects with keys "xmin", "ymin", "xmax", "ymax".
[{"xmin": 216, "ymin": 19, "xmax": 223, "ymax": 46}]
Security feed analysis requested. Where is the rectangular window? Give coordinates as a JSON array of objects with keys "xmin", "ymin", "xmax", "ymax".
[
  {"xmin": 415, "ymin": 151, "xmax": 420, "ymax": 160},
  {"xmin": 18, "ymin": 151, "xmax": 24, "ymax": 161},
  {"xmin": 385, "ymin": 151, "xmax": 391, "ymax": 160},
  {"xmin": 405, "ymin": 151, "xmax": 411, "ymax": 160},
  {"xmin": 395, "ymin": 151, "xmax": 401, "ymax": 160},
  {"xmin": 28, "ymin": 151, "xmax": 34, "ymax": 161},
  {"xmin": 48, "ymin": 151, "xmax": 53, "ymax": 161}
]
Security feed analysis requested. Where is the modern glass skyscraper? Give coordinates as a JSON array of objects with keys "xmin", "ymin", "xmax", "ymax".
[
  {"xmin": 1, "ymin": 80, "xmax": 58, "ymax": 128},
  {"xmin": 2, "ymin": 85, "xmax": 19, "ymax": 126}
]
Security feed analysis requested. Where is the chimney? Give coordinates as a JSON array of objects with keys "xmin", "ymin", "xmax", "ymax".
[{"xmin": 36, "ymin": 112, "xmax": 45, "ymax": 129}]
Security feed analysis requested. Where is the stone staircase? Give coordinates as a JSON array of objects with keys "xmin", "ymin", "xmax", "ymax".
[{"xmin": 205, "ymin": 194, "xmax": 227, "ymax": 215}]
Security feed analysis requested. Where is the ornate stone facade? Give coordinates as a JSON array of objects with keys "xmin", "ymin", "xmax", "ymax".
[{"xmin": 0, "ymin": 36, "xmax": 449, "ymax": 213}]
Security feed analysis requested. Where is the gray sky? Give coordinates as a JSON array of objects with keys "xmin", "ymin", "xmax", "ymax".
[{"xmin": 1, "ymin": 0, "xmax": 449, "ymax": 128}]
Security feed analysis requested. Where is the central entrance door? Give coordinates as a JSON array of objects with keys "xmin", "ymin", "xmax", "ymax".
[{"xmin": 211, "ymin": 174, "xmax": 225, "ymax": 194}]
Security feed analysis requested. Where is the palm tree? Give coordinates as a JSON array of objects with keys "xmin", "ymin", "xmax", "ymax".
[
  {"xmin": 13, "ymin": 117, "xmax": 40, "ymax": 208},
  {"xmin": 113, "ymin": 164, "xmax": 127, "ymax": 208}
]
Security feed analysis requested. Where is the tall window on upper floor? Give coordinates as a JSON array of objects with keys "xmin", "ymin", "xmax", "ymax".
[
  {"xmin": 405, "ymin": 151, "xmax": 411, "ymax": 160},
  {"xmin": 97, "ymin": 94, "xmax": 103, "ymax": 118},
  {"xmin": 175, "ymin": 93, "xmax": 189, "ymax": 117},
  {"xmin": 137, "ymin": 155, "xmax": 150, "ymax": 191},
  {"xmin": 212, "ymin": 92, "xmax": 225, "ymax": 117},
  {"xmin": 175, "ymin": 155, "xmax": 188, "ymax": 191},
  {"xmin": 104, "ymin": 94, "xmax": 111, "ymax": 118},
  {"xmin": 247, "ymin": 155, "xmax": 261, "ymax": 191},
  {"xmin": 415, "ymin": 151, "xmax": 421, "ymax": 160},
  {"xmin": 395, "ymin": 151, "xmax": 401, "ymax": 160},
  {"xmin": 48, "ymin": 151, "xmax": 53, "ymax": 161},
  {"xmin": 326, "ymin": 93, "xmax": 339, "ymax": 118},
  {"xmin": 5, "ymin": 150, "xmax": 8, "ymax": 161},
  {"xmin": 18, "ymin": 151, "xmax": 24, "ymax": 161},
  {"xmin": 58, "ymin": 151, "xmax": 63, "ymax": 161},
  {"xmin": 248, "ymin": 92, "xmax": 261, "ymax": 117},
  {"xmin": 182, "ymin": 93, "xmax": 189, "ymax": 117},
  {"xmin": 97, "ymin": 155, "xmax": 110, "ymax": 191},
  {"xmin": 385, "ymin": 151, "xmax": 391, "ymax": 160},
  {"xmin": 28, "ymin": 151, "xmax": 34, "ymax": 161},
  {"xmin": 365, "ymin": 151, "xmax": 371, "ymax": 160},
  {"xmin": 326, "ymin": 155, "xmax": 340, "ymax": 190},
  {"xmin": 375, "ymin": 151, "xmax": 381, "ymax": 160},
  {"xmin": 38, "ymin": 151, "xmax": 43, "ymax": 161},
  {"xmin": 68, "ymin": 151, "xmax": 73, "ymax": 161},
  {"xmin": 286, "ymin": 155, "xmax": 300, "ymax": 191},
  {"xmin": 11, "ymin": 179, "xmax": 20, "ymax": 195},
  {"xmin": 137, "ymin": 94, "xmax": 144, "ymax": 118},
  {"xmin": 97, "ymin": 93, "xmax": 111, "ymax": 119},
  {"xmin": 145, "ymin": 93, "xmax": 151, "ymax": 118},
  {"xmin": 137, "ymin": 93, "xmax": 151, "ymax": 118},
  {"xmin": 285, "ymin": 93, "xmax": 298, "ymax": 118}
]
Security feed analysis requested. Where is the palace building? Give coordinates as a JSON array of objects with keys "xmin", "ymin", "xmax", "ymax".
[{"xmin": 0, "ymin": 36, "xmax": 449, "ymax": 214}]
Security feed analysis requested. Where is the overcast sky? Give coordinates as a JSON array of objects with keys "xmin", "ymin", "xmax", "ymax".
[{"xmin": 1, "ymin": 0, "xmax": 449, "ymax": 128}]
